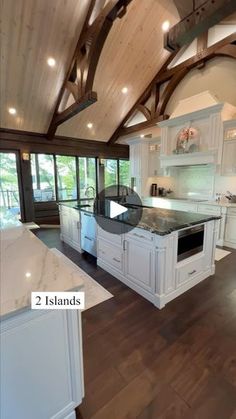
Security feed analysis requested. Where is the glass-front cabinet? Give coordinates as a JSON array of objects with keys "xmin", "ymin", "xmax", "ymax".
[{"xmin": 222, "ymin": 121, "xmax": 236, "ymax": 176}]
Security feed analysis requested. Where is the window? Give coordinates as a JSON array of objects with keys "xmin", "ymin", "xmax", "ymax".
[
  {"xmin": 0, "ymin": 152, "xmax": 21, "ymax": 219},
  {"xmin": 79, "ymin": 157, "xmax": 96, "ymax": 199},
  {"xmin": 119, "ymin": 160, "xmax": 130, "ymax": 187},
  {"xmin": 104, "ymin": 159, "xmax": 118, "ymax": 196},
  {"xmin": 31, "ymin": 154, "xmax": 56, "ymax": 202},
  {"xmin": 56, "ymin": 155, "xmax": 77, "ymax": 201}
]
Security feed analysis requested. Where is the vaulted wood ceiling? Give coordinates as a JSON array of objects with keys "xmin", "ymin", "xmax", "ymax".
[
  {"xmin": 0, "ymin": 0, "xmax": 179, "ymax": 141},
  {"xmin": 0, "ymin": 0, "xmax": 92, "ymax": 132}
]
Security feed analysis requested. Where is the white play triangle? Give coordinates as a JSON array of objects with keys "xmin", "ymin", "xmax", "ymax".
[{"xmin": 109, "ymin": 200, "xmax": 128, "ymax": 218}]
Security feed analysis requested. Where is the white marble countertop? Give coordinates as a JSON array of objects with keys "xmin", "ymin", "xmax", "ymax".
[
  {"xmin": 144, "ymin": 197, "xmax": 236, "ymax": 207},
  {"xmin": 0, "ymin": 226, "xmax": 84, "ymax": 320}
]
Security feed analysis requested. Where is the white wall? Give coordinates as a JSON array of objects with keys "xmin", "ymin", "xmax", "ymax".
[
  {"xmin": 215, "ymin": 174, "xmax": 236, "ymax": 195},
  {"xmin": 166, "ymin": 57, "xmax": 236, "ymax": 116}
]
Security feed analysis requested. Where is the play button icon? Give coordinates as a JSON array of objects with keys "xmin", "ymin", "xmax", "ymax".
[
  {"xmin": 109, "ymin": 200, "xmax": 128, "ymax": 218},
  {"xmin": 94, "ymin": 184, "xmax": 143, "ymax": 235}
]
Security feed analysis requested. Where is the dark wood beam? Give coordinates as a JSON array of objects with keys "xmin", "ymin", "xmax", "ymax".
[
  {"xmin": 159, "ymin": 32, "xmax": 236, "ymax": 83},
  {"xmin": 108, "ymin": 33, "xmax": 236, "ymax": 145},
  {"xmin": 47, "ymin": 0, "xmax": 133, "ymax": 140},
  {"xmin": 156, "ymin": 67, "xmax": 189, "ymax": 117},
  {"xmin": 49, "ymin": 91, "xmax": 97, "ymax": 132},
  {"xmin": 0, "ymin": 128, "xmax": 129, "ymax": 159},
  {"xmin": 118, "ymin": 115, "xmax": 169, "ymax": 137},
  {"xmin": 136, "ymin": 104, "xmax": 151, "ymax": 120},
  {"xmin": 165, "ymin": 0, "xmax": 236, "ymax": 52},
  {"xmin": 108, "ymin": 51, "xmax": 178, "ymax": 145}
]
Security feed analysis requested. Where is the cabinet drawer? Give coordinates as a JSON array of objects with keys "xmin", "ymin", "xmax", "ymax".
[
  {"xmin": 198, "ymin": 204, "xmax": 221, "ymax": 216},
  {"xmin": 98, "ymin": 239, "xmax": 123, "ymax": 271},
  {"xmin": 97, "ymin": 222, "xmax": 123, "ymax": 245},
  {"xmin": 127, "ymin": 227, "xmax": 153, "ymax": 243},
  {"xmin": 176, "ymin": 258, "xmax": 203, "ymax": 287},
  {"xmin": 227, "ymin": 207, "xmax": 236, "ymax": 216}
]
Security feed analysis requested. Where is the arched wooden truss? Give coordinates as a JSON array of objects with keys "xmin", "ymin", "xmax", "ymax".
[
  {"xmin": 108, "ymin": 32, "xmax": 236, "ymax": 144},
  {"xmin": 47, "ymin": 0, "xmax": 132, "ymax": 140}
]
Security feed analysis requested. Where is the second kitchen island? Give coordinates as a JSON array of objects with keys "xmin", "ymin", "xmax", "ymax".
[{"xmin": 59, "ymin": 201, "xmax": 220, "ymax": 309}]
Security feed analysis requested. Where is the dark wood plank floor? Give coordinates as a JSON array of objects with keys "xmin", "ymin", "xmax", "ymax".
[{"xmin": 35, "ymin": 228, "xmax": 236, "ymax": 419}]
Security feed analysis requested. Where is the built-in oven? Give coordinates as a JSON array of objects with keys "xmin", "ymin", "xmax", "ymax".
[{"xmin": 177, "ymin": 224, "xmax": 204, "ymax": 262}]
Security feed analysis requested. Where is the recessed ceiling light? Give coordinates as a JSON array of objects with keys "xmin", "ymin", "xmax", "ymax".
[
  {"xmin": 8, "ymin": 107, "xmax": 17, "ymax": 115},
  {"xmin": 87, "ymin": 122, "xmax": 93, "ymax": 129},
  {"xmin": 25, "ymin": 272, "xmax": 31, "ymax": 278},
  {"xmin": 140, "ymin": 134, "xmax": 145, "ymax": 138},
  {"xmin": 121, "ymin": 87, "xmax": 128, "ymax": 94},
  {"xmin": 47, "ymin": 57, "xmax": 56, "ymax": 67},
  {"xmin": 162, "ymin": 20, "xmax": 170, "ymax": 32}
]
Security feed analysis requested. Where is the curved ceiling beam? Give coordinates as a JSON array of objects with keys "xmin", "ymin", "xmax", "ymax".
[
  {"xmin": 156, "ymin": 67, "xmax": 188, "ymax": 117},
  {"xmin": 47, "ymin": 0, "xmax": 133, "ymax": 140},
  {"xmin": 136, "ymin": 104, "xmax": 152, "ymax": 121},
  {"xmin": 108, "ymin": 32, "xmax": 236, "ymax": 144}
]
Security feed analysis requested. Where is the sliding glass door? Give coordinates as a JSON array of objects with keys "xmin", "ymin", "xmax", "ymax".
[{"xmin": 0, "ymin": 152, "xmax": 22, "ymax": 219}]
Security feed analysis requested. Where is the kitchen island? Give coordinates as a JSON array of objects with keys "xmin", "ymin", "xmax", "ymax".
[
  {"xmin": 0, "ymin": 219, "xmax": 84, "ymax": 419},
  {"xmin": 59, "ymin": 200, "xmax": 220, "ymax": 309}
]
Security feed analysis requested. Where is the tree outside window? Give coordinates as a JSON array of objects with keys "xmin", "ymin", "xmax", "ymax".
[
  {"xmin": 0, "ymin": 152, "xmax": 21, "ymax": 219},
  {"xmin": 79, "ymin": 157, "xmax": 96, "ymax": 199},
  {"xmin": 56, "ymin": 155, "xmax": 77, "ymax": 201},
  {"xmin": 31, "ymin": 154, "xmax": 56, "ymax": 202},
  {"xmin": 119, "ymin": 160, "xmax": 130, "ymax": 187}
]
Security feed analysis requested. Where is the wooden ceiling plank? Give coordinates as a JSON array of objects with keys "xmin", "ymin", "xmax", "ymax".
[
  {"xmin": 47, "ymin": 0, "xmax": 133, "ymax": 140},
  {"xmin": 165, "ymin": 0, "xmax": 236, "ymax": 51}
]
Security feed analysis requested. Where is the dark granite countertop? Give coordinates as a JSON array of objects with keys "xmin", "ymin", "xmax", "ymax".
[{"xmin": 59, "ymin": 200, "xmax": 220, "ymax": 236}]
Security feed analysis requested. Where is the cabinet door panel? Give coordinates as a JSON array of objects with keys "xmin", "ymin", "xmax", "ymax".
[
  {"xmin": 222, "ymin": 140, "xmax": 236, "ymax": 175},
  {"xmin": 98, "ymin": 239, "xmax": 123, "ymax": 272},
  {"xmin": 125, "ymin": 239, "xmax": 154, "ymax": 292},
  {"xmin": 225, "ymin": 216, "xmax": 236, "ymax": 244}
]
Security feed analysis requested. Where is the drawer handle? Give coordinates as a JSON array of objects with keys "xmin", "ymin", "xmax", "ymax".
[
  {"xmin": 133, "ymin": 233, "xmax": 146, "ymax": 239},
  {"xmin": 188, "ymin": 269, "xmax": 197, "ymax": 276},
  {"xmin": 113, "ymin": 257, "xmax": 120, "ymax": 263},
  {"xmin": 84, "ymin": 213, "xmax": 92, "ymax": 217},
  {"xmin": 84, "ymin": 235, "xmax": 93, "ymax": 241}
]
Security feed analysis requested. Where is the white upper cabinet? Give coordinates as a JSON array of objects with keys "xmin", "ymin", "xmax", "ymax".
[
  {"xmin": 221, "ymin": 120, "xmax": 236, "ymax": 176},
  {"xmin": 126, "ymin": 138, "xmax": 149, "ymax": 197},
  {"xmin": 158, "ymin": 92, "xmax": 236, "ymax": 167},
  {"xmin": 148, "ymin": 139, "xmax": 162, "ymax": 177}
]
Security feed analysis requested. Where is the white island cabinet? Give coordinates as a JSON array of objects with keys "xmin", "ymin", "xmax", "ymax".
[
  {"xmin": 59, "ymin": 204, "xmax": 82, "ymax": 252},
  {"xmin": 97, "ymin": 218, "xmax": 218, "ymax": 309},
  {"xmin": 0, "ymin": 225, "xmax": 84, "ymax": 419}
]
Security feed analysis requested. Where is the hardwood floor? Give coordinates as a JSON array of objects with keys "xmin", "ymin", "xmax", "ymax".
[{"xmin": 35, "ymin": 228, "xmax": 236, "ymax": 419}]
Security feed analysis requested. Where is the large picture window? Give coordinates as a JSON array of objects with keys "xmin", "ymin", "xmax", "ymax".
[
  {"xmin": 79, "ymin": 157, "xmax": 96, "ymax": 199},
  {"xmin": 30, "ymin": 153, "xmax": 129, "ymax": 203},
  {"xmin": 0, "ymin": 152, "xmax": 21, "ymax": 219},
  {"xmin": 31, "ymin": 154, "xmax": 56, "ymax": 202},
  {"xmin": 104, "ymin": 159, "xmax": 118, "ymax": 196},
  {"xmin": 56, "ymin": 155, "xmax": 77, "ymax": 201},
  {"xmin": 119, "ymin": 159, "xmax": 130, "ymax": 187}
]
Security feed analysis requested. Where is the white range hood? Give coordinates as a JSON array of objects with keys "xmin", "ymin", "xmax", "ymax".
[
  {"xmin": 160, "ymin": 150, "xmax": 217, "ymax": 168},
  {"xmin": 158, "ymin": 91, "xmax": 236, "ymax": 168}
]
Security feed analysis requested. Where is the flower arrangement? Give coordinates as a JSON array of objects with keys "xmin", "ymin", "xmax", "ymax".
[{"xmin": 173, "ymin": 127, "xmax": 199, "ymax": 154}]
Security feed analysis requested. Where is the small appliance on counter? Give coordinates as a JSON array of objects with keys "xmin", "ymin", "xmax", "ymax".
[
  {"xmin": 158, "ymin": 187, "xmax": 166, "ymax": 197},
  {"xmin": 151, "ymin": 183, "xmax": 158, "ymax": 196},
  {"xmin": 226, "ymin": 191, "xmax": 236, "ymax": 203}
]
